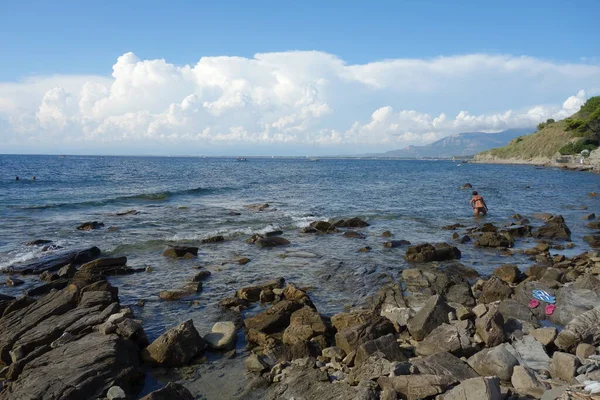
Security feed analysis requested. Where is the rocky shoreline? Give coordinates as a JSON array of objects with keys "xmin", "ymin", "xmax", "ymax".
[
  {"xmin": 472, "ymin": 154, "xmax": 600, "ymax": 174},
  {"xmin": 2, "ymin": 213, "xmax": 600, "ymax": 399}
]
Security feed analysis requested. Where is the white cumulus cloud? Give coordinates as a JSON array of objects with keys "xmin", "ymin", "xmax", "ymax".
[{"xmin": 0, "ymin": 51, "xmax": 599, "ymax": 155}]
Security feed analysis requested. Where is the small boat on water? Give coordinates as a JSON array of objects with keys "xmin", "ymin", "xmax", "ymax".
[
  {"xmin": 307, "ymin": 156, "xmax": 320, "ymax": 162},
  {"xmin": 236, "ymin": 157, "xmax": 248, "ymax": 162}
]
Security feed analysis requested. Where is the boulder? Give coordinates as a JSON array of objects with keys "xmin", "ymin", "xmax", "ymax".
[
  {"xmin": 354, "ymin": 333, "xmax": 406, "ymax": 365},
  {"xmin": 587, "ymin": 221, "xmax": 600, "ymax": 229},
  {"xmin": 141, "ymin": 319, "xmax": 205, "ymax": 367},
  {"xmin": 415, "ymin": 323, "xmax": 472, "ymax": 357},
  {"xmin": 245, "ymin": 353, "xmax": 269, "ymax": 372},
  {"xmin": 308, "ymin": 220, "xmax": 336, "ymax": 233},
  {"xmin": 531, "ymin": 327, "xmax": 557, "ymax": 346},
  {"xmin": 475, "ymin": 306, "xmax": 505, "ymax": 347},
  {"xmin": 411, "ymin": 351, "xmax": 479, "ymax": 381},
  {"xmin": 244, "ymin": 300, "xmax": 303, "ymax": 334},
  {"xmin": 498, "ymin": 299, "xmax": 539, "ymax": 328},
  {"xmin": 493, "ymin": 264, "xmax": 521, "ymax": 283},
  {"xmin": 549, "ymin": 352, "xmax": 580, "ymax": 383},
  {"xmin": 407, "ymin": 295, "xmax": 452, "ymax": 341},
  {"xmin": 445, "ymin": 282, "xmax": 476, "ymax": 307},
  {"xmin": 551, "ymin": 286, "xmax": 600, "ymax": 326},
  {"xmin": 511, "ymin": 365, "xmax": 550, "ymax": 398},
  {"xmin": 254, "ymin": 237, "xmax": 291, "ymax": 248},
  {"xmin": 512, "ymin": 335, "xmax": 551, "ymax": 372},
  {"xmin": 532, "ymin": 215, "xmax": 571, "ymax": 241},
  {"xmin": 268, "ymin": 363, "xmax": 378, "ymax": 400},
  {"xmin": 404, "ymin": 243, "xmax": 460, "ymax": 263},
  {"xmin": 162, "ymin": 246, "xmax": 198, "ymax": 258},
  {"xmin": 475, "ymin": 232, "xmax": 513, "ymax": 248},
  {"xmin": 576, "ymin": 343, "xmax": 596, "ymax": 359},
  {"xmin": 204, "ymin": 321, "xmax": 237, "ymax": 351},
  {"xmin": 377, "ymin": 374, "xmax": 455, "ymax": 400},
  {"xmin": 5, "ymin": 247, "xmax": 101, "ymax": 275},
  {"xmin": 333, "ymin": 312, "xmax": 395, "ymax": 355},
  {"xmin": 555, "ymin": 306, "xmax": 600, "ymax": 351},
  {"xmin": 439, "ymin": 377, "xmax": 502, "ymax": 400},
  {"xmin": 1, "ymin": 333, "xmax": 142, "ymax": 399},
  {"xmin": 139, "ymin": 382, "xmax": 194, "ymax": 400},
  {"xmin": 372, "ymin": 284, "xmax": 413, "ymax": 327},
  {"xmin": 282, "ymin": 306, "xmax": 327, "ymax": 346},
  {"xmin": 467, "ymin": 344, "xmax": 520, "ymax": 381},
  {"xmin": 345, "ymin": 354, "xmax": 395, "ymax": 385},
  {"xmin": 479, "ymin": 276, "xmax": 513, "ymax": 303}
]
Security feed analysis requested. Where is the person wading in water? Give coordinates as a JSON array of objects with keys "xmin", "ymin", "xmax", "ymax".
[{"xmin": 470, "ymin": 191, "xmax": 488, "ymax": 216}]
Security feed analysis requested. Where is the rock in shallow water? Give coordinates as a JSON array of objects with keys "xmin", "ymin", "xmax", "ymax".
[
  {"xmin": 141, "ymin": 319, "xmax": 205, "ymax": 367},
  {"xmin": 204, "ymin": 321, "xmax": 237, "ymax": 351}
]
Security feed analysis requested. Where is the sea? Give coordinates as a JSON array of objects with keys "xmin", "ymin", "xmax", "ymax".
[{"xmin": 1, "ymin": 154, "xmax": 599, "ymax": 398}]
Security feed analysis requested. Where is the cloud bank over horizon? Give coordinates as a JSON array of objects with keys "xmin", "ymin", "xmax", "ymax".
[{"xmin": 0, "ymin": 51, "xmax": 599, "ymax": 155}]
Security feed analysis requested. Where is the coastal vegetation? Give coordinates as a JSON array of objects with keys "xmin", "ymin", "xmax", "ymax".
[{"xmin": 479, "ymin": 96, "xmax": 600, "ymax": 159}]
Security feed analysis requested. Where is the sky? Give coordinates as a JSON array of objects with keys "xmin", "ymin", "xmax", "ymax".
[{"xmin": 0, "ymin": 0, "xmax": 599, "ymax": 156}]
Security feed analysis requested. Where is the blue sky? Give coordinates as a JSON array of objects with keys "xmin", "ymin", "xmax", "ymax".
[
  {"xmin": 2, "ymin": 0, "xmax": 599, "ymax": 80},
  {"xmin": 0, "ymin": 0, "xmax": 599, "ymax": 155}
]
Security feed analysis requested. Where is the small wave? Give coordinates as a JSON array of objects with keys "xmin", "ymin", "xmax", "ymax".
[{"xmin": 13, "ymin": 186, "xmax": 227, "ymax": 211}]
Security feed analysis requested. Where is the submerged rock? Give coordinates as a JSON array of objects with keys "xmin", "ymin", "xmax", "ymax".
[
  {"xmin": 5, "ymin": 246, "xmax": 101, "ymax": 275},
  {"xmin": 76, "ymin": 221, "xmax": 104, "ymax": 231},
  {"xmin": 204, "ymin": 321, "xmax": 237, "ymax": 351},
  {"xmin": 532, "ymin": 215, "xmax": 571, "ymax": 241},
  {"xmin": 162, "ymin": 246, "xmax": 198, "ymax": 258},
  {"xmin": 404, "ymin": 243, "xmax": 461, "ymax": 263}
]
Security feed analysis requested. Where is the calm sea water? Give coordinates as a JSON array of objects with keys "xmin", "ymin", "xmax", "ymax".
[{"xmin": 1, "ymin": 154, "xmax": 599, "ymax": 397}]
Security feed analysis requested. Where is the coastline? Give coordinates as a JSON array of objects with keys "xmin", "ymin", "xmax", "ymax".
[{"xmin": 472, "ymin": 154, "xmax": 600, "ymax": 173}]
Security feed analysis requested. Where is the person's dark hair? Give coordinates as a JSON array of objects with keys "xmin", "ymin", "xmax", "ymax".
[{"xmin": 472, "ymin": 191, "xmax": 478, "ymax": 195}]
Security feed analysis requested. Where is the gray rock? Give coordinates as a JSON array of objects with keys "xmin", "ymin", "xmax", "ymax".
[
  {"xmin": 411, "ymin": 351, "xmax": 478, "ymax": 381},
  {"xmin": 378, "ymin": 374, "xmax": 455, "ymax": 400},
  {"xmin": 407, "ymin": 295, "xmax": 452, "ymax": 341},
  {"xmin": 246, "ymin": 353, "xmax": 269, "ymax": 372},
  {"xmin": 268, "ymin": 363, "xmax": 378, "ymax": 400},
  {"xmin": 204, "ymin": 321, "xmax": 237, "ymax": 351},
  {"xmin": 493, "ymin": 264, "xmax": 521, "ymax": 283},
  {"xmin": 475, "ymin": 305, "xmax": 505, "ymax": 347},
  {"xmin": 334, "ymin": 312, "xmax": 395, "ymax": 355},
  {"xmin": 141, "ymin": 319, "xmax": 205, "ymax": 367},
  {"xmin": 511, "ymin": 365, "xmax": 550, "ymax": 398},
  {"xmin": 439, "ymin": 377, "xmax": 502, "ymax": 400},
  {"xmin": 551, "ymin": 286, "xmax": 600, "ymax": 326},
  {"xmin": 255, "ymin": 237, "xmax": 291, "ymax": 248},
  {"xmin": 467, "ymin": 344, "xmax": 520, "ymax": 381},
  {"xmin": 345, "ymin": 354, "xmax": 394, "ymax": 385},
  {"xmin": 354, "ymin": 333, "xmax": 406, "ymax": 365},
  {"xmin": 107, "ymin": 386, "xmax": 127, "ymax": 400},
  {"xmin": 1, "ymin": 333, "xmax": 142, "ymax": 399},
  {"xmin": 512, "ymin": 335, "xmax": 551, "ymax": 372},
  {"xmin": 282, "ymin": 306, "xmax": 327, "ymax": 346},
  {"xmin": 555, "ymin": 306, "xmax": 600, "ymax": 351},
  {"xmin": 475, "ymin": 232, "xmax": 513, "ymax": 248},
  {"xmin": 244, "ymin": 300, "xmax": 303, "ymax": 334},
  {"xmin": 415, "ymin": 323, "xmax": 472, "ymax": 357},
  {"xmin": 531, "ymin": 327, "xmax": 557, "ymax": 347},
  {"xmin": 5, "ymin": 246, "xmax": 101, "ymax": 275},
  {"xmin": 162, "ymin": 246, "xmax": 198, "ymax": 258},
  {"xmin": 498, "ymin": 299, "xmax": 539, "ymax": 328},
  {"xmin": 550, "ymin": 352, "xmax": 580, "ymax": 383},
  {"xmin": 479, "ymin": 276, "xmax": 513, "ymax": 303},
  {"xmin": 139, "ymin": 382, "xmax": 195, "ymax": 400}
]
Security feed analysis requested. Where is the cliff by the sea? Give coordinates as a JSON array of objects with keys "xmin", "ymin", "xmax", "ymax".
[{"xmin": 475, "ymin": 96, "xmax": 600, "ymax": 172}]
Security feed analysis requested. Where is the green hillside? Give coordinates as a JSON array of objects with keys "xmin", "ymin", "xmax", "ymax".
[{"xmin": 478, "ymin": 96, "xmax": 600, "ymax": 160}]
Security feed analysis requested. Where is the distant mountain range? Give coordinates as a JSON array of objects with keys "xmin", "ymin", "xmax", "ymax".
[{"xmin": 368, "ymin": 128, "xmax": 533, "ymax": 158}]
